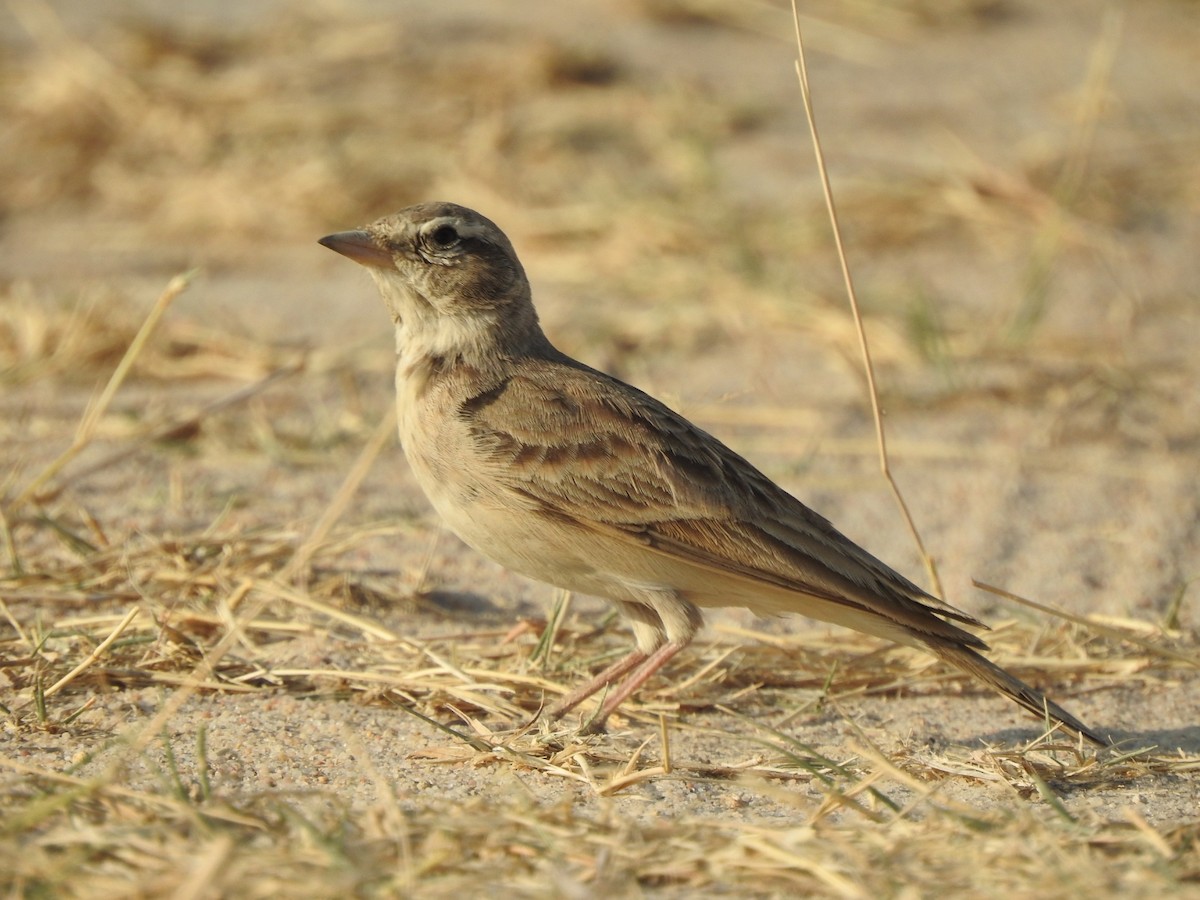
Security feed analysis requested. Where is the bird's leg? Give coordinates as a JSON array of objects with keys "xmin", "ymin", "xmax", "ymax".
[
  {"xmin": 546, "ymin": 648, "xmax": 648, "ymax": 718},
  {"xmin": 551, "ymin": 596, "xmax": 699, "ymax": 730},
  {"xmin": 580, "ymin": 640, "xmax": 688, "ymax": 734},
  {"xmin": 547, "ymin": 601, "xmax": 665, "ymax": 719}
]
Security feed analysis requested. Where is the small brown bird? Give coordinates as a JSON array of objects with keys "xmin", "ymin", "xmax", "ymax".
[{"xmin": 320, "ymin": 202, "xmax": 1105, "ymax": 745}]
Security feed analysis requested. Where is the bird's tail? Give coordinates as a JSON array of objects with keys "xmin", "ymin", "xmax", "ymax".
[{"xmin": 926, "ymin": 639, "xmax": 1108, "ymax": 746}]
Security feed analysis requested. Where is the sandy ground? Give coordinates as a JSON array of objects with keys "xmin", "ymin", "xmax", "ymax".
[{"xmin": 2, "ymin": 0, "xmax": 1199, "ymax": 893}]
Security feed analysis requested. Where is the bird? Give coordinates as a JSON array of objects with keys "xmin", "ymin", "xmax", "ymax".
[{"xmin": 318, "ymin": 201, "xmax": 1106, "ymax": 746}]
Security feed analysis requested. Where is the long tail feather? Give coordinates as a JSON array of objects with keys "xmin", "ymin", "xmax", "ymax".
[{"xmin": 927, "ymin": 640, "xmax": 1108, "ymax": 746}]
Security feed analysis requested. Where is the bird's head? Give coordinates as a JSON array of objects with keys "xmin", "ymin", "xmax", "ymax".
[{"xmin": 320, "ymin": 202, "xmax": 541, "ymax": 361}]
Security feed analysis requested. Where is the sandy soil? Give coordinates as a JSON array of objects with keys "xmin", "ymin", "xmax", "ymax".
[{"xmin": 2, "ymin": 0, "xmax": 1199, "ymax": 893}]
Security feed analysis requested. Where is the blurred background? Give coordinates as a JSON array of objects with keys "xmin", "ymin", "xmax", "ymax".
[
  {"xmin": 2, "ymin": 0, "xmax": 1198, "ymax": 621},
  {"xmin": 3, "ymin": 7, "xmax": 1200, "ymax": 888}
]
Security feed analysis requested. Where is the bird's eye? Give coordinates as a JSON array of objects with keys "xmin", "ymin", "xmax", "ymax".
[{"xmin": 430, "ymin": 224, "xmax": 459, "ymax": 248}]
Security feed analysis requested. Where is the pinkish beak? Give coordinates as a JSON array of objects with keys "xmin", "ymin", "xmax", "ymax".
[{"xmin": 318, "ymin": 230, "xmax": 394, "ymax": 270}]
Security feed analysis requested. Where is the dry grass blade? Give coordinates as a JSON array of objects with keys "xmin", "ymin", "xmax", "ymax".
[
  {"xmin": 282, "ymin": 404, "xmax": 398, "ymax": 583},
  {"xmin": 41, "ymin": 606, "xmax": 139, "ymax": 698},
  {"xmin": 0, "ymin": 756, "xmax": 266, "ymax": 830},
  {"xmin": 974, "ymin": 579, "xmax": 1199, "ymax": 669},
  {"xmin": 254, "ymin": 579, "xmax": 400, "ymax": 643},
  {"xmin": 7, "ymin": 270, "xmax": 196, "ymax": 510},
  {"xmin": 1006, "ymin": 8, "xmax": 1124, "ymax": 344},
  {"xmin": 789, "ymin": 3, "xmax": 942, "ymax": 597},
  {"xmin": 58, "ymin": 362, "xmax": 305, "ymax": 492}
]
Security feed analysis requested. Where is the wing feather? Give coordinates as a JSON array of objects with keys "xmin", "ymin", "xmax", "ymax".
[{"xmin": 459, "ymin": 356, "xmax": 983, "ymax": 646}]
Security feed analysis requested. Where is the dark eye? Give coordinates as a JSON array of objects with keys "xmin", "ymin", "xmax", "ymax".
[{"xmin": 430, "ymin": 224, "xmax": 459, "ymax": 248}]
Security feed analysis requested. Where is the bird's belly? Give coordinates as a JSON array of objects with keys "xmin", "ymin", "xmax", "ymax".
[
  {"xmin": 395, "ymin": 434, "xmax": 591, "ymax": 591},
  {"xmin": 396, "ymin": 391, "xmax": 695, "ymax": 605},
  {"xmin": 425, "ymin": 484, "xmax": 602, "ymax": 588}
]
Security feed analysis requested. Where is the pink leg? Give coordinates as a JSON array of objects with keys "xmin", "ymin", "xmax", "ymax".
[
  {"xmin": 582, "ymin": 641, "xmax": 687, "ymax": 734},
  {"xmin": 547, "ymin": 648, "xmax": 648, "ymax": 718}
]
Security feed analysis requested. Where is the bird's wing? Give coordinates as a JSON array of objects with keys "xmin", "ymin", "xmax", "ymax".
[{"xmin": 457, "ymin": 355, "xmax": 984, "ymax": 646}]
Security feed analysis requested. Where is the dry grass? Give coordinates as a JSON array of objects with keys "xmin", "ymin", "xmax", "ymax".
[
  {"xmin": 2, "ymin": 494, "xmax": 1199, "ymax": 895},
  {"xmin": 5, "ymin": 756, "xmax": 1196, "ymax": 898},
  {"xmin": 1, "ymin": 512, "xmax": 1198, "ymax": 894},
  {"xmin": 2, "ymin": 0, "xmax": 1199, "ymax": 896},
  {"xmin": 3, "ymin": 278, "xmax": 1195, "ymax": 890},
  {"xmin": 3, "ymin": 308, "xmax": 1198, "ymax": 890},
  {"xmin": 0, "ymin": 281, "xmax": 284, "ymax": 387}
]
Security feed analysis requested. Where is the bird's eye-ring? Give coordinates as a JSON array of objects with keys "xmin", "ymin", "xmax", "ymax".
[{"xmin": 429, "ymin": 224, "xmax": 460, "ymax": 248}]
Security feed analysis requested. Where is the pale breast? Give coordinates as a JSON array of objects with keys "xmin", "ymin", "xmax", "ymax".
[
  {"xmin": 394, "ymin": 358, "xmax": 551, "ymax": 570},
  {"xmin": 394, "ymin": 360, "xmax": 645, "ymax": 601}
]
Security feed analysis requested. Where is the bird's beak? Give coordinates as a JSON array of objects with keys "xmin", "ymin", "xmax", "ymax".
[{"xmin": 318, "ymin": 230, "xmax": 394, "ymax": 270}]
